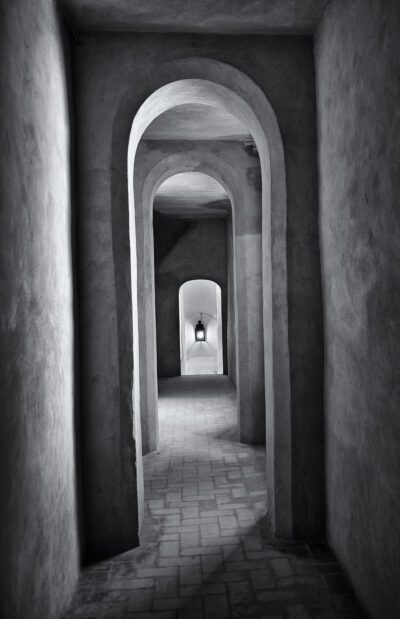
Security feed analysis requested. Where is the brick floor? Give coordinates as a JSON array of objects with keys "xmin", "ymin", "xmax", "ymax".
[{"xmin": 64, "ymin": 375, "xmax": 366, "ymax": 619}]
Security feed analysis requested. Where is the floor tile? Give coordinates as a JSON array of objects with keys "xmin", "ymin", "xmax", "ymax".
[{"xmin": 63, "ymin": 376, "xmax": 365, "ymax": 619}]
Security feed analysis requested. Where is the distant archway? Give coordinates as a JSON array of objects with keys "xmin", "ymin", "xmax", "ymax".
[{"xmin": 179, "ymin": 280, "xmax": 223, "ymax": 376}]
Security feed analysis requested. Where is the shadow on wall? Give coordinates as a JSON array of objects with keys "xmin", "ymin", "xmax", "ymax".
[{"xmin": 179, "ymin": 279, "xmax": 223, "ymax": 375}]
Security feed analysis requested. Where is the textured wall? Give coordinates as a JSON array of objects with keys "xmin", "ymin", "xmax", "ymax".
[
  {"xmin": 0, "ymin": 1, "xmax": 79, "ymax": 617},
  {"xmin": 154, "ymin": 217, "xmax": 228, "ymax": 377},
  {"xmin": 316, "ymin": 1, "xmax": 400, "ymax": 616}
]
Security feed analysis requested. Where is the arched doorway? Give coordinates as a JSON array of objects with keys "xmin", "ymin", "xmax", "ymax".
[
  {"xmin": 179, "ymin": 280, "xmax": 223, "ymax": 376},
  {"xmin": 79, "ymin": 58, "xmax": 293, "ymax": 560},
  {"xmin": 150, "ymin": 170, "xmax": 231, "ymax": 385},
  {"xmin": 137, "ymin": 150, "xmax": 260, "ymax": 455},
  {"xmin": 125, "ymin": 63, "xmax": 291, "ymax": 539}
]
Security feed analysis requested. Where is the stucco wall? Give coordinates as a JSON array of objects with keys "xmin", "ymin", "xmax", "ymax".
[
  {"xmin": 154, "ymin": 217, "xmax": 228, "ymax": 377},
  {"xmin": 135, "ymin": 138, "xmax": 266, "ymax": 450},
  {"xmin": 316, "ymin": 1, "xmax": 400, "ymax": 616},
  {"xmin": 0, "ymin": 1, "xmax": 80, "ymax": 617}
]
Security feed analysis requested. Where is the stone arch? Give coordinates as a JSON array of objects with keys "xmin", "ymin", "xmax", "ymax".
[
  {"xmin": 137, "ymin": 157, "xmax": 237, "ymax": 454},
  {"xmin": 179, "ymin": 276, "xmax": 225, "ymax": 288},
  {"xmin": 108, "ymin": 57, "xmax": 291, "ymax": 540},
  {"xmin": 178, "ymin": 279, "xmax": 224, "ymax": 376},
  {"xmin": 131, "ymin": 109, "xmax": 290, "ymax": 539},
  {"xmin": 136, "ymin": 158, "xmax": 237, "ymax": 456}
]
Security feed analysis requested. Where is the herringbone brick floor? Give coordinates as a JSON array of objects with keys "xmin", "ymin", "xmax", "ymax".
[{"xmin": 64, "ymin": 375, "xmax": 365, "ymax": 619}]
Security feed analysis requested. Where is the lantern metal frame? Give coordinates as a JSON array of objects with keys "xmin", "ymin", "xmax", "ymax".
[{"xmin": 195, "ymin": 313, "xmax": 206, "ymax": 341}]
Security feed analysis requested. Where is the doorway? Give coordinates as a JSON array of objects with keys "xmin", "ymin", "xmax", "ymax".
[{"xmin": 179, "ymin": 279, "xmax": 223, "ymax": 376}]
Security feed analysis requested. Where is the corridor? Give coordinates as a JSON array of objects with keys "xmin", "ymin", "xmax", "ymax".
[{"xmin": 65, "ymin": 377, "xmax": 364, "ymax": 619}]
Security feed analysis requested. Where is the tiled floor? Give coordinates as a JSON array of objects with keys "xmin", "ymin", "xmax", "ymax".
[{"xmin": 64, "ymin": 375, "xmax": 365, "ymax": 619}]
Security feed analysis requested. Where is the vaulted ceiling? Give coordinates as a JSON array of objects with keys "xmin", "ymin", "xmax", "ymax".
[
  {"xmin": 63, "ymin": 1, "xmax": 329, "ymax": 217},
  {"xmin": 145, "ymin": 106, "xmax": 248, "ymax": 217},
  {"xmin": 154, "ymin": 172, "xmax": 230, "ymax": 218},
  {"xmin": 143, "ymin": 104, "xmax": 251, "ymax": 142},
  {"xmin": 60, "ymin": 0, "xmax": 330, "ymax": 34}
]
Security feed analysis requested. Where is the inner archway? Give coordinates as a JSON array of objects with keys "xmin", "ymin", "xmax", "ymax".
[
  {"xmin": 138, "ymin": 148, "xmax": 261, "ymax": 451},
  {"xmin": 152, "ymin": 169, "xmax": 230, "ymax": 382},
  {"xmin": 179, "ymin": 280, "xmax": 223, "ymax": 376}
]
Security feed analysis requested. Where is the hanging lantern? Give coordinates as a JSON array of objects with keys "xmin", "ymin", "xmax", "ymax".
[{"xmin": 195, "ymin": 314, "xmax": 206, "ymax": 341}]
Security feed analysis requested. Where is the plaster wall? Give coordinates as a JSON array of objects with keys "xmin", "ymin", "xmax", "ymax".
[
  {"xmin": 0, "ymin": 1, "xmax": 79, "ymax": 616},
  {"xmin": 74, "ymin": 33, "xmax": 324, "ymax": 541},
  {"xmin": 316, "ymin": 1, "xmax": 400, "ymax": 616}
]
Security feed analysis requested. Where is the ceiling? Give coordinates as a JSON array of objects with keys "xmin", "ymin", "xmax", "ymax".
[
  {"xmin": 154, "ymin": 172, "xmax": 230, "ymax": 218},
  {"xmin": 60, "ymin": 0, "xmax": 330, "ymax": 34},
  {"xmin": 143, "ymin": 104, "xmax": 251, "ymax": 142}
]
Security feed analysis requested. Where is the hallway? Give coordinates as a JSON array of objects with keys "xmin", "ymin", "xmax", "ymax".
[{"xmin": 65, "ymin": 377, "xmax": 364, "ymax": 619}]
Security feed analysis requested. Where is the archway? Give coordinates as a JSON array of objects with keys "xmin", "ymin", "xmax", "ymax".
[
  {"xmin": 78, "ymin": 58, "xmax": 291, "ymax": 557},
  {"xmin": 151, "ymin": 170, "xmax": 231, "ymax": 382},
  {"xmin": 136, "ymin": 148, "xmax": 261, "ymax": 458},
  {"xmin": 179, "ymin": 280, "xmax": 223, "ymax": 376},
  {"xmin": 123, "ymin": 60, "xmax": 291, "ymax": 538}
]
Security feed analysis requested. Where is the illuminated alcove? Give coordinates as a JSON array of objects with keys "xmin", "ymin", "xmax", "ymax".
[{"xmin": 179, "ymin": 279, "xmax": 223, "ymax": 376}]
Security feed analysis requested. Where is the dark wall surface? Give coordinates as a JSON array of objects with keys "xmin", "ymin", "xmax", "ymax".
[
  {"xmin": 316, "ymin": 1, "xmax": 400, "ymax": 616},
  {"xmin": 154, "ymin": 216, "xmax": 228, "ymax": 377},
  {"xmin": 0, "ymin": 1, "xmax": 80, "ymax": 617}
]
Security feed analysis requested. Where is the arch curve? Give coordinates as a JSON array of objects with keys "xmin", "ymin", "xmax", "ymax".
[{"xmin": 142, "ymin": 151, "xmax": 241, "ymax": 215}]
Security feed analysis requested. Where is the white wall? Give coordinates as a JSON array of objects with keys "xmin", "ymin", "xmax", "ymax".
[{"xmin": 179, "ymin": 280, "xmax": 223, "ymax": 375}]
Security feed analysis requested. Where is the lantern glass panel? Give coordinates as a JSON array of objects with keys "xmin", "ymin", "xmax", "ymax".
[{"xmin": 195, "ymin": 320, "xmax": 206, "ymax": 341}]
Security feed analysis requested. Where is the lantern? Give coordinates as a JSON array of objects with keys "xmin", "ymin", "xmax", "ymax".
[{"xmin": 195, "ymin": 315, "xmax": 206, "ymax": 341}]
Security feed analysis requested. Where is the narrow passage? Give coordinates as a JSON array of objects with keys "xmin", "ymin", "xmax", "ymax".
[{"xmin": 65, "ymin": 376, "xmax": 365, "ymax": 619}]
